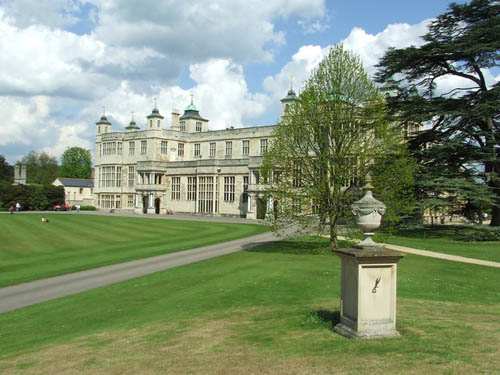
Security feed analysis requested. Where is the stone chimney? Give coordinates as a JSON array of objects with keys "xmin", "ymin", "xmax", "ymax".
[
  {"xmin": 171, "ymin": 109, "xmax": 180, "ymax": 130},
  {"xmin": 13, "ymin": 164, "xmax": 26, "ymax": 185}
]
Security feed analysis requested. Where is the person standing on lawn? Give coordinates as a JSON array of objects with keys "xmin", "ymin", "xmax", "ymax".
[{"xmin": 15, "ymin": 202, "xmax": 20, "ymax": 212}]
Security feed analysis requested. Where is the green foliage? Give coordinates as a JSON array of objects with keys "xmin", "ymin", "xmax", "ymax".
[
  {"xmin": 43, "ymin": 185, "xmax": 65, "ymax": 207},
  {"xmin": 376, "ymin": 0, "xmax": 500, "ymax": 225},
  {"xmin": 26, "ymin": 185, "xmax": 48, "ymax": 211},
  {"xmin": 0, "ymin": 154, "xmax": 13, "ymax": 183},
  {"xmin": 0, "ymin": 183, "xmax": 64, "ymax": 211},
  {"xmin": 263, "ymin": 44, "xmax": 406, "ymax": 247},
  {"xmin": 72, "ymin": 205, "xmax": 97, "ymax": 210},
  {"xmin": 19, "ymin": 151, "xmax": 59, "ymax": 185},
  {"xmin": 372, "ymin": 145, "xmax": 418, "ymax": 229},
  {"xmin": 60, "ymin": 147, "xmax": 92, "ymax": 179}
]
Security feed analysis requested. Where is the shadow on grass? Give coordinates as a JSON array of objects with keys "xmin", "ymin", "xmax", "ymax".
[
  {"xmin": 244, "ymin": 236, "xmax": 355, "ymax": 256},
  {"xmin": 302, "ymin": 309, "xmax": 340, "ymax": 330}
]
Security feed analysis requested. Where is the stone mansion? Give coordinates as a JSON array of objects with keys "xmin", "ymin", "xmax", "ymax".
[{"xmin": 94, "ymin": 90, "xmax": 298, "ymax": 218}]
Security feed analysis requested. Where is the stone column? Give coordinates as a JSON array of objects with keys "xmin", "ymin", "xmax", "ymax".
[{"xmin": 247, "ymin": 192, "xmax": 257, "ymax": 219}]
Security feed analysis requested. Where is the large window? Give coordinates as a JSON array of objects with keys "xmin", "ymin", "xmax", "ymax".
[
  {"xmin": 225, "ymin": 141, "xmax": 232, "ymax": 157},
  {"xmin": 242, "ymin": 175, "xmax": 249, "ymax": 202},
  {"xmin": 187, "ymin": 177, "xmax": 197, "ymax": 200},
  {"xmin": 129, "ymin": 141, "xmax": 135, "ymax": 156},
  {"xmin": 210, "ymin": 142, "xmax": 216, "ymax": 158},
  {"xmin": 127, "ymin": 195, "xmax": 135, "ymax": 208},
  {"xmin": 194, "ymin": 143, "xmax": 200, "ymax": 157},
  {"xmin": 128, "ymin": 166, "xmax": 135, "ymax": 188},
  {"xmin": 224, "ymin": 176, "xmax": 235, "ymax": 202},
  {"xmin": 161, "ymin": 141, "xmax": 168, "ymax": 154},
  {"xmin": 178, "ymin": 143, "xmax": 184, "ymax": 156},
  {"xmin": 116, "ymin": 166, "xmax": 121, "ymax": 187},
  {"xmin": 196, "ymin": 121, "xmax": 202, "ymax": 132},
  {"xmin": 260, "ymin": 139, "xmax": 268, "ymax": 155},
  {"xmin": 100, "ymin": 166, "xmax": 122, "ymax": 187},
  {"xmin": 198, "ymin": 176, "xmax": 216, "ymax": 213},
  {"xmin": 117, "ymin": 142, "xmax": 122, "ymax": 155},
  {"xmin": 242, "ymin": 140, "xmax": 249, "ymax": 156},
  {"xmin": 180, "ymin": 121, "xmax": 186, "ymax": 131},
  {"xmin": 102, "ymin": 142, "xmax": 117, "ymax": 155},
  {"xmin": 98, "ymin": 194, "xmax": 115, "ymax": 208},
  {"xmin": 141, "ymin": 140, "xmax": 147, "ymax": 154},
  {"xmin": 171, "ymin": 177, "xmax": 181, "ymax": 200}
]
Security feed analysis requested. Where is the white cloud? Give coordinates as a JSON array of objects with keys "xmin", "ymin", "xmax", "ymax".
[
  {"xmin": 0, "ymin": 95, "xmax": 90, "ymax": 161},
  {"xmin": 92, "ymin": 0, "xmax": 326, "ymax": 63},
  {"xmin": 0, "ymin": 0, "xmax": 84, "ymax": 28},
  {"xmin": 263, "ymin": 45, "xmax": 326, "ymax": 102},
  {"xmin": 84, "ymin": 59, "xmax": 271, "ymax": 134},
  {"xmin": 263, "ymin": 20, "xmax": 433, "ymax": 102},
  {"xmin": 342, "ymin": 21, "xmax": 430, "ymax": 76},
  {"xmin": 0, "ymin": 10, "xmax": 163, "ymax": 99}
]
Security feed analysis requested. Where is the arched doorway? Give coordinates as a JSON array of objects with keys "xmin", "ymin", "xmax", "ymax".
[
  {"xmin": 155, "ymin": 198, "xmax": 161, "ymax": 214},
  {"xmin": 142, "ymin": 195, "xmax": 148, "ymax": 214}
]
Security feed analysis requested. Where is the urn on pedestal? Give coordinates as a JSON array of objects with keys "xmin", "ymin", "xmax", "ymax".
[{"xmin": 333, "ymin": 189, "xmax": 405, "ymax": 339}]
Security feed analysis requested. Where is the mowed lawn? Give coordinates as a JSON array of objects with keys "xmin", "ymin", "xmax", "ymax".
[
  {"xmin": 376, "ymin": 225, "xmax": 500, "ymax": 263},
  {"xmin": 0, "ymin": 213, "xmax": 269, "ymax": 287},
  {"xmin": 0, "ymin": 236, "xmax": 499, "ymax": 375}
]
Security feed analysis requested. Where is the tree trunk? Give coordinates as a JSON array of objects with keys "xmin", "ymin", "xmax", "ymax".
[
  {"xmin": 490, "ymin": 204, "xmax": 500, "ymax": 227},
  {"xmin": 329, "ymin": 222, "xmax": 337, "ymax": 251}
]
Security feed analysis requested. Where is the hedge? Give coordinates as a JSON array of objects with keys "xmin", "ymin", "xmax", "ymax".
[{"xmin": 0, "ymin": 183, "xmax": 65, "ymax": 211}]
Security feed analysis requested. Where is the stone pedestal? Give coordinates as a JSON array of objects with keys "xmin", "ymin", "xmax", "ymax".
[{"xmin": 333, "ymin": 246, "xmax": 405, "ymax": 339}]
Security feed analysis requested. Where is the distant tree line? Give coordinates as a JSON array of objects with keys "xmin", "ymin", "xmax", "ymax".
[
  {"xmin": 0, "ymin": 147, "xmax": 91, "ymax": 211},
  {"xmin": 0, "ymin": 183, "xmax": 65, "ymax": 211},
  {"xmin": 0, "ymin": 147, "xmax": 92, "ymax": 186}
]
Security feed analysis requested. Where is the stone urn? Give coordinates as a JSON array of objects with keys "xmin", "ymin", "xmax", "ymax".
[{"xmin": 351, "ymin": 190, "xmax": 386, "ymax": 248}]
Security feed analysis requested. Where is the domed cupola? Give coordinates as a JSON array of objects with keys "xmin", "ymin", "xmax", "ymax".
[
  {"xmin": 126, "ymin": 113, "xmax": 140, "ymax": 131},
  {"xmin": 178, "ymin": 91, "xmax": 209, "ymax": 132},
  {"xmin": 280, "ymin": 86, "xmax": 298, "ymax": 118},
  {"xmin": 96, "ymin": 111, "xmax": 112, "ymax": 135},
  {"xmin": 146, "ymin": 99, "xmax": 164, "ymax": 129}
]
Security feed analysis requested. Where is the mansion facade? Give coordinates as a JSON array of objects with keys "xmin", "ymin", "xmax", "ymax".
[{"xmin": 94, "ymin": 90, "xmax": 298, "ymax": 218}]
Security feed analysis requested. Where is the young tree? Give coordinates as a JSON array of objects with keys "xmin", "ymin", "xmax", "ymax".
[
  {"xmin": 263, "ymin": 44, "xmax": 408, "ymax": 249},
  {"xmin": 19, "ymin": 151, "xmax": 59, "ymax": 186},
  {"xmin": 60, "ymin": 147, "xmax": 92, "ymax": 179},
  {"xmin": 375, "ymin": 0, "xmax": 500, "ymax": 225}
]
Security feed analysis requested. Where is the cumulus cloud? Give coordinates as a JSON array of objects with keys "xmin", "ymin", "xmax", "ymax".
[
  {"xmin": 263, "ymin": 45, "xmax": 326, "ymax": 103},
  {"xmin": 0, "ymin": 95, "xmax": 91, "ymax": 162},
  {"xmin": 263, "ymin": 20, "xmax": 433, "ymax": 101},
  {"xmin": 0, "ymin": 10, "xmax": 164, "ymax": 99},
  {"xmin": 341, "ymin": 21, "xmax": 430, "ymax": 76},
  {"xmin": 84, "ymin": 59, "xmax": 271, "ymax": 135},
  {"xmin": 92, "ymin": 0, "xmax": 326, "ymax": 63},
  {"xmin": 0, "ymin": 0, "xmax": 84, "ymax": 28}
]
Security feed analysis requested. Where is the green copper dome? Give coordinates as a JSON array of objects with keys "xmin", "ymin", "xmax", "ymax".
[
  {"xmin": 281, "ymin": 88, "xmax": 297, "ymax": 102},
  {"xmin": 96, "ymin": 115, "xmax": 111, "ymax": 125},
  {"xmin": 185, "ymin": 103, "xmax": 198, "ymax": 111}
]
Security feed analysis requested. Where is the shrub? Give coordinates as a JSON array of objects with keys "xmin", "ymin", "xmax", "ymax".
[{"xmin": 80, "ymin": 205, "xmax": 96, "ymax": 211}]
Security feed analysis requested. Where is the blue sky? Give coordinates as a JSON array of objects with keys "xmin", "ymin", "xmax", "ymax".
[{"xmin": 1, "ymin": 0, "xmax": 492, "ymax": 165}]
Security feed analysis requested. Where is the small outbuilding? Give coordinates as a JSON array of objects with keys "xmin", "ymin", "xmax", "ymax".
[{"xmin": 52, "ymin": 178, "xmax": 94, "ymax": 207}]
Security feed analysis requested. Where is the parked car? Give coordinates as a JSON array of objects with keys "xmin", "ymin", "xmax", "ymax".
[{"xmin": 54, "ymin": 204, "xmax": 72, "ymax": 211}]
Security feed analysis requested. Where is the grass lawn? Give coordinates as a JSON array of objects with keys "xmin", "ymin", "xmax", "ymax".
[
  {"xmin": 375, "ymin": 225, "xmax": 500, "ymax": 263},
  {"xmin": 0, "ymin": 213, "xmax": 268, "ymax": 287},
  {"xmin": 0, "ymin": 236, "xmax": 499, "ymax": 375}
]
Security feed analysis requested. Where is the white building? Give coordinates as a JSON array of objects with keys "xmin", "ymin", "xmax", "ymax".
[
  {"xmin": 53, "ymin": 178, "xmax": 94, "ymax": 206},
  {"xmin": 94, "ymin": 90, "xmax": 297, "ymax": 218}
]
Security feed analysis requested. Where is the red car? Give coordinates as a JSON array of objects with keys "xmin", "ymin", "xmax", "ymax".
[{"xmin": 54, "ymin": 204, "xmax": 72, "ymax": 211}]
